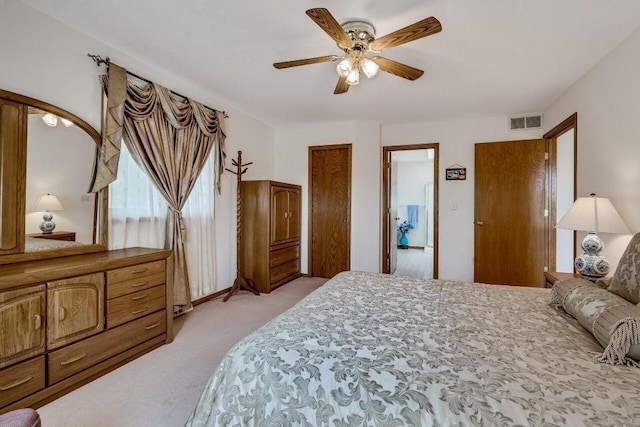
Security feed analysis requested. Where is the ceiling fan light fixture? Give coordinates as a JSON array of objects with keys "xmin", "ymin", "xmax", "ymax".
[
  {"xmin": 60, "ymin": 118, "xmax": 74, "ymax": 127},
  {"xmin": 360, "ymin": 58, "xmax": 379, "ymax": 78},
  {"xmin": 336, "ymin": 57, "xmax": 354, "ymax": 77},
  {"xmin": 42, "ymin": 113, "xmax": 58, "ymax": 127},
  {"xmin": 346, "ymin": 68, "xmax": 360, "ymax": 86}
]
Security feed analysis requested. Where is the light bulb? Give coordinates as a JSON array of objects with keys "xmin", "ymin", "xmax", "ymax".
[
  {"xmin": 60, "ymin": 118, "xmax": 74, "ymax": 127},
  {"xmin": 360, "ymin": 58, "xmax": 380, "ymax": 78},
  {"xmin": 42, "ymin": 113, "xmax": 58, "ymax": 127},
  {"xmin": 346, "ymin": 68, "xmax": 360, "ymax": 86},
  {"xmin": 336, "ymin": 57, "xmax": 354, "ymax": 78}
]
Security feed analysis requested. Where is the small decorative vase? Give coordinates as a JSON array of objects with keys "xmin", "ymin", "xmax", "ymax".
[
  {"xmin": 575, "ymin": 232, "xmax": 609, "ymax": 281},
  {"xmin": 399, "ymin": 232, "xmax": 409, "ymax": 249},
  {"xmin": 39, "ymin": 211, "xmax": 56, "ymax": 234}
]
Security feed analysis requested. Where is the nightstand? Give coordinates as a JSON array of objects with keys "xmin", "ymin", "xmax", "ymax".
[
  {"xmin": 544, "ymin": 271, "xmax": 580, "ymax": 288},
  {"xmin": 26, "ymin": 231, "xmax": 76, "ymax": 241}
]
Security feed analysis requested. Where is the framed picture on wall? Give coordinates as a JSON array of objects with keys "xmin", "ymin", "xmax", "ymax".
[{"xmin": 446, "ymin": 165, "xmax": 466, "ymax": 180}]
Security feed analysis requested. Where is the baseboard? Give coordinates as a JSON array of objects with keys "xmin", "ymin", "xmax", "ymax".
[{"xmin": 192, "ymin": 287, "xmax": 232, "ymax": 306}]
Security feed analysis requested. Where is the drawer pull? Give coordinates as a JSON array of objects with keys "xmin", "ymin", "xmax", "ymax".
[
  {"xmin": 132, "ymin": 308, "xmax": 149, "ymax": 315},
  {"xmin": 60, "ymin": 353, "xmax": 87, "ymax": 366},
  {"xmin": 34, "ymin": 314, "xmax": 42, "ymax": 330},
  {"xmin": 131, "ymin": 281, "xmax": 148, "ymax": 288},
  {"xmin": 131, "ymin": 268, "xmax": 148, "ymax": 274},
  {"xmin": 131, "ymin": 293, "xmax": 149, "ymax": 301},
  {"xmin": 0, "ymin": 376, "xmax": 33, "ymax": 391},
  {"xmin": 58, "ymin": 307, "xmax": 67, "ymax": 321},
  {"xmin": 144, "ymin": 322, "xmax": 161, "ymax": 330}
]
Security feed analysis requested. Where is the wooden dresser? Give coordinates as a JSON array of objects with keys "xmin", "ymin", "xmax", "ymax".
[
  {"xmin": 0, "ymin": 248, "xmax": 172, "ymax": 413},
  {"xmin": 241, "ymin": 181, "xmax": 301, "ymax": 293}
]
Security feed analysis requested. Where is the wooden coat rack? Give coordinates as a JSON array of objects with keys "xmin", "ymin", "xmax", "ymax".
[{"xmin": 223, "ymin": 151, "xmax": 260, "ymax": 302}]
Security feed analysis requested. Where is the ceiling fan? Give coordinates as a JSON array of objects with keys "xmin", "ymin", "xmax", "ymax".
[{"xmin": 273, "ymin": 8, "xmax": 442, "ymax": 94}]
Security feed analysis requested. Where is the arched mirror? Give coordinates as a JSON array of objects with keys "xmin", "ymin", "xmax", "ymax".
[{"xmin": 0, "ymin": 89, "xmax": 106, "ymax": 264}]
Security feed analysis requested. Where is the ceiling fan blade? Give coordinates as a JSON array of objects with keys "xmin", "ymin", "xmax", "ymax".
[
  {"xmin": 370, "ymin": 17, "xmax": 441, "ymax": 51},
  {"xmin": 274, "ymin": 55, "xmax": 339, "ymax": 69},
  {"xmin": 334, "ymin": 76, "xmax": 350, "ymax": 94},
  {"xmin": 306, "ymin": 8, "xmax": 353, "ymax": 47},
  {"xmin": 372, "ymin": 57, "xmax": 424, "ymax": 81}
]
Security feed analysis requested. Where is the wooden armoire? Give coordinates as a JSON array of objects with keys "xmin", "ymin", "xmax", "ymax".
[{"xmin": 240, "ymin": 181, "xmax": 301, "ymax": 293}]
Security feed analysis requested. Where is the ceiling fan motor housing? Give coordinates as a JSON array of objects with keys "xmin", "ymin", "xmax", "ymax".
[{"xmin": 339, "ymin": 20, "xmax": 376, "ymax": 50}]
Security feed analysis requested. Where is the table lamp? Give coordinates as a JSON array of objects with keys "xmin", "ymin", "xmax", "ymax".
[
  {"xmin": 557, "ymin": 193, "xmax": 630, "ymax": 281},
  {"xmin": 35, "ymin": 193, "xmax": 64, "ymax": 234}
]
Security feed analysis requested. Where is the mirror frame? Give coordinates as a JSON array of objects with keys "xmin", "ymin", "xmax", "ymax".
[{"xmin": 0, "ymin": 88, "xmax": 108, "ymax": 265}]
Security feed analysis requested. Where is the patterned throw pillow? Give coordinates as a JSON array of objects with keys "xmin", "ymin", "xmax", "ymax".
[
  {"xmin": 607, "ymin": 233, "xmax": 640, "ymax": 303},
  {"xmin": 552, "ymin": 277, "xmax": 640, "ymax": 366}
]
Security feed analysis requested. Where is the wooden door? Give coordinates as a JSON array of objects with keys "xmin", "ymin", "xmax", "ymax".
[
  {"xmin": 474, "ymin": 139, "xmax": 547, "ymax": 286},
  {"xmin": 0, "ymin": 285, "xmax": 45, "ymax": 368},
  {"xmin": 271, "ymin": 186, "xmax": 290, "ymax": 244},
  {"xmin": 309, "ymin": 144, "xmax": 351, "ymax": 278},
  {"xmin": 0, "ymin": 99, "xmax": 26, "ymax": 255},
  {"xmin": 47, "ymin": 272, "xmax": 105, "ymax": 349},
  {"xmin": 287, "ymin": 188, "xmax": 301, "ymax": 239}
]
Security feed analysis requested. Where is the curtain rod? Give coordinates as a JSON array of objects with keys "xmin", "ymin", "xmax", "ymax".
[{"xmin": 87, "ymin": 54, "xmax": 229, "ymax": 119}]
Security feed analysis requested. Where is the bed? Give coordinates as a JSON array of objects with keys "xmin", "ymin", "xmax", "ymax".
[
  {"xmin": 186, "ymin": 271, "xmax": 640, "ymax": 426},
  {"xmin": 24, "ymin": 236, "xmax": 85, "ymax": 252}
]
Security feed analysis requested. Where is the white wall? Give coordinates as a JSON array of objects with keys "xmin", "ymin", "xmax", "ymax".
[
  {"xmin": 0, "ymin": 1, "xmax": 274, "ymax": 290},
  {"xmin": 382, "ymin": 118, "xmax": 542, "ymax": 282},
  {"xmin": 274, "ymin": 121, "xmax": 380, "ymax": 274},
  {"xmin": 25, "ymin": 115, "xmax": 95, "ymax": 243},
  {"xmin": 544, "ymin": 25, "xmax": 640, "ymax": 274},
  {"xmin": 395, "ymin": 160, "xmax": 434, "ymax": 248}
]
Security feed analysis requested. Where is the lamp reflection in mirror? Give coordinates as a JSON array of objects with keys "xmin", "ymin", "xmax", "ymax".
[
  {"xmin": 557, "ymin": 193, "xmax": 630, "ymax": 281},
  {"xmin": 34, "ymin": 193, "xmax": 64, "ymax": 234}
]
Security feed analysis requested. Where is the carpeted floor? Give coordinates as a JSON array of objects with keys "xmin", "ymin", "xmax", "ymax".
[{"xmin": 38, "ymin": 277, "xmax": 327, "ymax": 427}]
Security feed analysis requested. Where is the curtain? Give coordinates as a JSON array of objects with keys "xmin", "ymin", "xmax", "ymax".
[
  {"xmin": 183, "ymin": 152, "xmax": 217, "ymax": 300},
  {"xmin": 108, "ymin": 143, "xmax": 168, "ymax": 250},
  {"xmin": 95, "ymin": 65, "xmax": 227, "ymax": 312}
]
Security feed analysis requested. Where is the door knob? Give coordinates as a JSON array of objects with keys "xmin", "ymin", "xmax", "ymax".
[{"xmin": 475, "ymin": 221, "xmax": 484, "ymax": 226}]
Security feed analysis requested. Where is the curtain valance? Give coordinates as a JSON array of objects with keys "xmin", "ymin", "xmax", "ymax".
[{"xmin": 89, "ymin": 63, "xmax": 227, "ymax": 194}]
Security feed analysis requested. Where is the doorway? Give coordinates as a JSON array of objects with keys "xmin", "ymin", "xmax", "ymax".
[
  {"xmin": 308, "ymin": 144, "xmax": 352, "ymax": 278},
  {"xmin": 382, "ymin": 144, "xmax": 439, "ymax": 279},
  {"xmin": 544, "ymin": 113, "xmax": 578, "ymax": 273}
]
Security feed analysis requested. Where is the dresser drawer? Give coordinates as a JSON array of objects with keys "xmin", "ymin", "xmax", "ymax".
[
  {"xmin": 270, "ymin": 245, "xmax": 299, "ymax": 268},
  {"xmin": 48, "ymin": 311, "xmax": 166, "ymax": 384},
  {"xmin": 270, "ymin": 259, "xmax": 299, "ymax": 284},
  {"xmin": 0, "ymin": 356, "xmax": 45, "ymax": 408},
  {"xmin": 107, "ymin": 260, "xmax": 166, "ymax": 299},
  {"xmin": 107, "ymin": 285, "xmax": 166, "ymax": 328}
]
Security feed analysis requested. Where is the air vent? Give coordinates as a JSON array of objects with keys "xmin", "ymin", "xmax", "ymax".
[{"xmin": 509, "ymin": 114, "xmax": 543, "ymax": 131}]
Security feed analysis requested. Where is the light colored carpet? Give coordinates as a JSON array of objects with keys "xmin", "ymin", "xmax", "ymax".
[{"xmin": 38, "ymin": 277, "xmax": 327, "ymax": 427}]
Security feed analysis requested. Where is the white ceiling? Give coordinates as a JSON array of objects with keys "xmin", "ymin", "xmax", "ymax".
[{"xmin": 22, "ymin": 0, "xmax": 640, "ymax": 126}]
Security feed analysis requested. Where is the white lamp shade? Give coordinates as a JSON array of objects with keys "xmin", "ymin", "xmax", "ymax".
[
  {"xmin": 557, "ymin": 195, "xmax": 629, "ymax": 234},
  {"xmin": 336, "ymin": 58, "xmax": 354, "ymax": 78},
  {"xmin": 42, "ymin": 113, "xmax": 58, "ymax": 127},
  {"xmin": 360, "ymin": 58, "xmax": 380, "ymax": 78},
  {"xmin": 346, "ymin": 68, "xmax": 360, "ymax": 85},
  {"xmin": 35, "ymin": 194, "xmax": 64, "ymax": 212}
]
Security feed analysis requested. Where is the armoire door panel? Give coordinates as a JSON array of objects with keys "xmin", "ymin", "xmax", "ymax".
[
  {"xmin": 288, "ymin": 189, "xmax": 301, "ymax": 239},
  {"xmin": 271, "ymin": 187, "xmax": 290, "ymax": 245}
]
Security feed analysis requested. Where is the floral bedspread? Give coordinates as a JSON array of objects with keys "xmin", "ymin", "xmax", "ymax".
[{"xmin": 186, "ymin": 271, "xmax": 640, "ymax": 426}]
